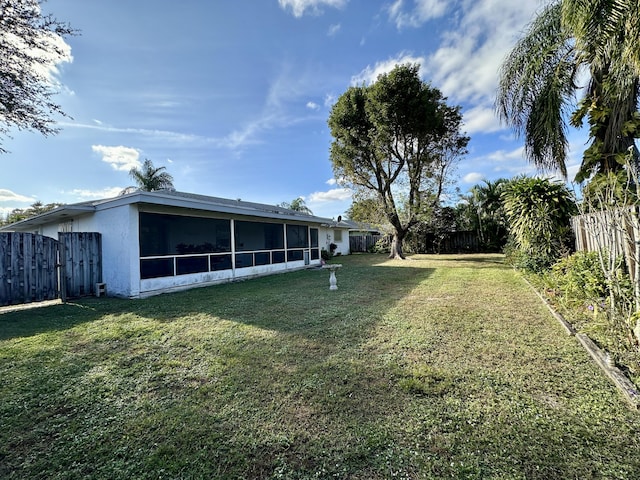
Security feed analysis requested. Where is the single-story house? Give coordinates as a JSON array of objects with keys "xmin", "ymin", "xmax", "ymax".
[{"xmin": 0, "ymin": 190, "xmax": 350, "ymax": 298}]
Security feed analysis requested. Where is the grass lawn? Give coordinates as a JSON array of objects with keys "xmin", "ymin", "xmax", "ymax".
[{"xmin": 1, "ymin": 253, "xmax": 639, "ymax": 479}]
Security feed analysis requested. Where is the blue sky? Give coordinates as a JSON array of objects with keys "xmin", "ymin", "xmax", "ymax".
[{"xmin": 1, "ymin": 0, "xmax": 584, "ymax": 220}]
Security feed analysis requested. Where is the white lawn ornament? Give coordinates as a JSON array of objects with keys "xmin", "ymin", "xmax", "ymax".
[{"xmin": 322, "ymin": 264, "xmax": 342, "ymax": 290}]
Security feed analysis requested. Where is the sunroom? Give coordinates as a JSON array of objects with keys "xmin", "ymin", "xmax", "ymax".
[{"xmin": 138, "ymin": 210, "xmax": 321, "ymax": 280}]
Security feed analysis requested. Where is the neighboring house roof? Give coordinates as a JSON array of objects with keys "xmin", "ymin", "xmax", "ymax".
[
  {"xmin": 0, "ymin": 190, "xmax": 335, "ymax": 231},
  {"xmin": 340, "ymin": 219, "xmax": 381, "ymax": 233}
]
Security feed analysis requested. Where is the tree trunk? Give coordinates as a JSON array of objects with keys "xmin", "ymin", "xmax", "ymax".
[{"xmin": 388, "ymin": 231, "xmax": 406, "ymax": 259}]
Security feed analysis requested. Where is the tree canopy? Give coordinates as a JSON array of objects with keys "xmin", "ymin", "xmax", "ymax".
[
  {"xmin": 496, "ymin": 0, "xmax": 640, "ymax": 183},
  {"xmin": 328, "ymin": 64, "xmax": 468, "ymax": 258},
  {"xmin": 0, "ymin": 0, "xmax": 76, "ymax": 153}
]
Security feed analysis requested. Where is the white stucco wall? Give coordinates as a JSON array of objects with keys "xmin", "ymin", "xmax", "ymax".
[
  {"xmin": 320, "ymin": 227, "xmax": 350, "ymax": 256},
  {"xmin": 93, "ymin": 204, "xmax": 139, "ymax": 297}
]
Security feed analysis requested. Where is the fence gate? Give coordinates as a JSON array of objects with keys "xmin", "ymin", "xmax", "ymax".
[
  {"xmin": 0, "ymin": 232, "xmax": 103, "ymax": 307},
  {"xmin": 0, "ymin": 232, "xmax": 59, "ymax": 306},
  {"xmin": 58, "ymin": 232, "xmax": 103, "ymax": 300}
]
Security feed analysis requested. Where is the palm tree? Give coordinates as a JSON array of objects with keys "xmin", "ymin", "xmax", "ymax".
[
  {"xmin": 469, "ymin": 178, "xmax": 509, "ymax": 250},
  {"xmin": 127, "ymin": 159, "xmax": 175, "ymax": 193},
  {"xmin": 496, "ymin": 0, "xmax": 640, "ymax": 183},
  {"xmin": 279, "ymin": 197, "xmax": 313, "ymax": 215}
]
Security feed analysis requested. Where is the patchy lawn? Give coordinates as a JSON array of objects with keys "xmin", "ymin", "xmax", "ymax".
[{"xmin": 1, "ymin": 254, "xmax": 639, "ymax": 479}]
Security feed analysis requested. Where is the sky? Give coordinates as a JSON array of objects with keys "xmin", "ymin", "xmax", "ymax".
[{"xmin": 1, "ymin": 0, "xmax": 587, "ymax": 220}]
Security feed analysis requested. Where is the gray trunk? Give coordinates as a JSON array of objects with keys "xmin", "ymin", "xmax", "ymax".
[{"xmin": 388, "ymin": 232, "xmax": 406, "ymax": 259}]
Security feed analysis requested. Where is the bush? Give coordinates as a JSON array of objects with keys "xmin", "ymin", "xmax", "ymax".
[
  {"xmin": 546, "ymin": 251, "xmax": 608, "ymax": 305},
  {"xmin": 503, "ymin": 238, "xmax": 556, "ymax": 273},
  {"xmin": 369, "ymin": 236, "xmax": 390, "ymax": 254}
]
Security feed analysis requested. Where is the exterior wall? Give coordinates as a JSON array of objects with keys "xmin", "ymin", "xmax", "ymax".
[
  {"xmin": 139, "ymin": 259, "xmax": 310, "ymax": 298},
  {"xmin": 13, "ymin": 203, "xmax": 326, "ymax": 298},
  {"xmin": 320, "ymin": 227, "xmax": 350, "ymax": 256},
  {"xmin": 95, "ymin": 204, "xmax": 139, "ymax": 297}
]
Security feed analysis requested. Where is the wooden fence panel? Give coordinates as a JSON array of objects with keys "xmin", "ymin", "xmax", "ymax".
[
  {"xmin": 571, "ymin": 207, "xmax": 640, "ymax": 282},
  {"xmin": 350, "ymin": 234, "xmax": 383, "ymax": 253},
  {"xmin": 59, "ymin": 232, "xmax": 102, "ymax": 299},
  {"xmin": 0, "ymin": 233, "xmax": 59, "ymax": 306}
]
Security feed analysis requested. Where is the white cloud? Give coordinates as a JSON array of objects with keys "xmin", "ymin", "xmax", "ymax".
[
  {"xmin": 487, "ymin": 147, "xmax": 525, "ymax": 162},
  {"xmin": 64, "ymin": 122, "xmax": 204, "ymax": 144},
  {"xmin": 462, "ymin": 105, "xmax": 502, "ymax": 134},
  {"xmin": 462, "ymin": 172, "xmax": 484, "ymax": 184},
  {"xmin": 278, "ymin": 0, "xmax": 348, "ymax": 17},
  {"xmin": 65, "ymin": 187, "xmax": 124, "ymax": 199},
  {"xmin": 351, "ymin": 52, "xmax": 426, "ymax": 85},
  {"xmin": 92, "ymin": 145, "xmax": 141, "ymax": 171},
  {"xmin": 388, "ymin": 0, "xmax": 449, "ymax": 29},
  {"xmin": 324, "ymin": 93, "xmax": 337, "ymax": 108},
  {"xmin": 309, "ymin": 188, "xmax": 353, "ymax": 202},
  {"xmin": 425, "ymin": 1, "xmax": 541, "ymax": 104},
  {"xmin": 0, "ymin": 189, "xmax": 36, "ymax": 203},
  {"xmin": 326, "ymin": 178, "xmax": 338, "ymax": 185},
  {"xmin": 306, "ymin": 101, "xmax": 320, "ymax": 110},
  {"xmin": 328, "ymin": 23, "xmax": 341, "ymax": 36}
]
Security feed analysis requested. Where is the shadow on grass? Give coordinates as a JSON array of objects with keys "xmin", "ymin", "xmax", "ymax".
[
  {"xmin": 1, "ymin": 257, "xmax": 436, "ymax": 478},
  {"xmin": 0, "ymin": 259, "xmax": 433, "ymax": 341},
  {"xmin": 405, "ymin": 253, "xmax": 509, "ymax": 269},
  {"xmin": 2, "ymin": 254, "xmax": 640, "ymax": 479}
]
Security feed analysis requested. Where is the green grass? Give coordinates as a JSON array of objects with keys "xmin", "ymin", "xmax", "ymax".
[{"xmin": 1, "ymin": 253, "xmax": 639, "ymax": 479}]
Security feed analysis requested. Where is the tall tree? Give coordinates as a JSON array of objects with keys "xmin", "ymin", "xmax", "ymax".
[
  {"xmin": 328, "ymin": 64, "xmax": 468, "ymax": 259},
  {"xmin": 496, "ymin": 0, "xmax": 640, "ymax": 183},
  {"xmin": 127, "ymin": 159, "xmax": 175, "ymax": 192},
  {"xmin": 0, "ymin": 0, "xmax": 76, "ymax": 153}
]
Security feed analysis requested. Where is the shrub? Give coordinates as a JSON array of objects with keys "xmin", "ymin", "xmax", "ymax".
[
  {"xmin": 503, "ymin": 237, "xmax": 556, "ymax": 273},
  {"xmin": 546, "ymin": 251, "xmax": 608, "ymax": 305},
  {"xmin": 369, "ymin": 236, "xmax": 390, "ymax": 254}
]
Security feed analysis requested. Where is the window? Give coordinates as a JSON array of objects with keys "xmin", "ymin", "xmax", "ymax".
[
  {"xmin": 139, "ymin": 212, "xmax": 231, "ymax": 256},
  {"xmin": 286, "ymin": 224, "xmax": 308, "ymax": 248},
  {"xmin": 176, "ymin": 256, "xmax": 209, "ymax": 275},
  {"xmin": 334, "ymin": 229, "xmax": 343, "ymax": 242},
  {"xmin": 235, "ymin": 221, "xmax": 284, "ymax": 251},
  {"xmin": 140, "ymin": 258, "xmax": 174, "ymax": 279},
  {"xmin": 235, "ymin": 253, "xmax": 254, "ymax": 268}
]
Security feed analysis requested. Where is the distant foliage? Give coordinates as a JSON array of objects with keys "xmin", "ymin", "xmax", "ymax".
[{"xmin": 1, "ymin": 201, "xmax": 63, "ymax": 225}]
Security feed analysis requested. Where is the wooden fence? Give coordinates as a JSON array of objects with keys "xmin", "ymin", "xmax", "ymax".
[
  {"xmin": 350, "ymin": 231, "xmax": 480, "ymax": 254},
  {"xmin": 430, "ymin": 231, "xmax": 480, "ymax": 254},
  {"xmin": 59, "ymin": 232, "xmax": 103, "ymax": 299},
  {"xmin": 0, "ymin": 232, "xmax": 103, "ymax": 306},
  {"xmin": 0, "ymin": 233, "xmax": 58, "ymax": 306},
  {"xmin": 350, "ymin": 234, "xmax": 384, "ymax": 253},
  {"xmin": 571, "ymin": 207, "xmax": 640, "ymax": 282}
]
